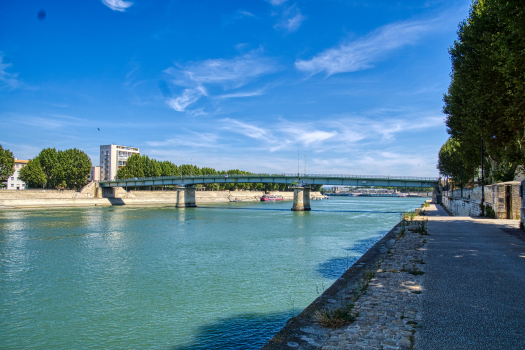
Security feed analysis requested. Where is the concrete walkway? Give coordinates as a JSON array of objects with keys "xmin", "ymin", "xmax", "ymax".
[{"xmin": 416, "ymin": 205, "xmax": 525, "ymax": 349}]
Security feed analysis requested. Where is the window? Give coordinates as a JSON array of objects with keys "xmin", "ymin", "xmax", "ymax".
[
  {"xmin": 11, "ymin": 177, "xmax": 14, "ymax": 180},
  {"xmin": 16, "ymin": 164, "xmax": 19, "ymax": 168},
  {"xmin": 11, "ymin": 184, "xmax": 13, "ymax": 187}
]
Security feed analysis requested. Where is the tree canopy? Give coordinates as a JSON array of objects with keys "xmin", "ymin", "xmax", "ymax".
[
  {"xmin": 0, "ymin": 145, "xmax": 15, "ymax": 182},
  {"xmin": 20, "ymin": 148, "xmax": 92, "ymax": 189},
  {"xmin": 442, "ymin": 0, "xmax": 525, "ymax": 183},
  {"xmin": 18, "ymin": 159, "xmax": 47, "ymax": 188}
]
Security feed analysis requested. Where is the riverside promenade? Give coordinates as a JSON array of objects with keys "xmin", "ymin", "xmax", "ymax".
[{"xmin": 318, "ymin": 204, "xmax": 525, "ymax": 350}]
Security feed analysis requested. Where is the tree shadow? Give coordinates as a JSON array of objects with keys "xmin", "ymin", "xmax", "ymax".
[
  {"xmin": 316, "ymin": 233, "xmax": 388, "ymax": 279},
  {"xmin": 169, "ymin": 312, "xmax": 291, "ymax": 350}
]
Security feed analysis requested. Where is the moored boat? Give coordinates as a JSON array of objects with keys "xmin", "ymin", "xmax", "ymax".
[{"xmin": 261, "ymin": 194, "xmax": 284, "ymax": 201}]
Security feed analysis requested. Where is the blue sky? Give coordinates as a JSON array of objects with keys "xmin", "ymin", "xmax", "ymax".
[{"xmin": 0, "ymin": 0, "xmax": 470, "ymax": 176}]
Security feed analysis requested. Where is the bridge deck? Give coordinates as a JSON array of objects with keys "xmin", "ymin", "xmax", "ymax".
[{"xmin": 98, "ymin": 173, "xmax": 437, "ymax": 188}]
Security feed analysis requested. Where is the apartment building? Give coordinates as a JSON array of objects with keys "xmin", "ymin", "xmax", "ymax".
[
  {"xmin": 4, "ymin": 159, "xmax": 29, "ymax": 190},
  {"xmin": 100, "ymin": 144, "xmax": 140, "ymax": 181},
  {"xmin": 87, "ymin": 166, "xmax": 100, "ymax": 182}
]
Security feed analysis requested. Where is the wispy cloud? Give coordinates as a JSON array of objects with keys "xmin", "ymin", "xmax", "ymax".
[
  {"xmin": 216, "ymin": 90, "xmax": 264, "ymax": 99},
  {"xmin": 166, "ymin": 49, "xmax": 277, "ymax": 89},
  {"xmin": 164, "ymin": 49, "xmax": 277, "ymax": 113},
  {"xmin": 0, "ymin": 53, "xmax": 20, "ymax": 89},
  {"xmin": 166, "ymin": 86, "xmax": 207, "ymax": 112},
  {"xmin": 102, "ymin": 0, "xmax": 133, "ymax": 12},
  {"xmin": 274, "ymin": 5, "xmax": 306, "ymax": 33},
  {"xmin": 295, "ymin": 18, "xmax": 438, "ymax": 76},
  {"xmin": 268, "ymin": 0, "xmax": 288, "ymax": 6}
]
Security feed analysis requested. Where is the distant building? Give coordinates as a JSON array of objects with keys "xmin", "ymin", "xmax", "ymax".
[
  {"xmin": 4, "ymin": 159, "xmax": 29, "ymax": 190},
  {"xmin": 87, "ymin": 166, "xmax": 100, "ymax": 182},
  {"xmin": 100, "ymin": 144, "xmax": 140, "ymax": 181}
]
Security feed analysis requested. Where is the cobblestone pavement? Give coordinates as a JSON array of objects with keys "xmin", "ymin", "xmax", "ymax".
[{"xmin": 321, "ymin": 215, "xmax": 429, "ymax": 350}]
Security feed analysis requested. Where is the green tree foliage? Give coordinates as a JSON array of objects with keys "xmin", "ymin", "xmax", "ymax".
[
  {"xmin": 0, "ymin": 145, "xmax": 15, "ymax": 181},
  {"xmin": 443, "ymin": 0, "xmax": 525, "ymax": 182},
  {"xmin": 58, "ymin": 148, "xmax": 92, "ymax": 189},
  {"xmin": 18, "ymin": 159, "xmax": 47, "ymax": 188},
  {"xmin": 25, "ymin": 148, "xmax": 92, "ymax": 189},
  {"xmin": 437, "ymin": 138, "xmax": 480, "ymax": 187},
  {"xmin": 37, "ymin": 148, "xmax": 61, "ymax": 188}
]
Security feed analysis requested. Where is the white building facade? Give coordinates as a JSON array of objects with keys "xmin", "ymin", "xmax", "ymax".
[
  {"xmin": 100, "ymin": 144, "xmax": 140, "ymax": 181},
  {"xmin": 5, "ymin": 159, "xmax": 29, "ymax": 190},
  {"xmin": 87, "ymin": 166, "xmax": 100, "ymax": 182}
]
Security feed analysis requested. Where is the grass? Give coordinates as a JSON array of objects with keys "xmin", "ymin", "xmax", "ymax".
[
  {"xmin": 315, "ymin": 303, "xmax": 357, "ymax": 328},
  {"xmin": 412, "ymin": 219, "xmax": 429, "ymax": 235}
]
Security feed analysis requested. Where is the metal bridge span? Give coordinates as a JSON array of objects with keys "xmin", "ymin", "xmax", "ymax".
[{"xmin": 99, "ymin": 173, "xmax": 438, "ymax": 188}]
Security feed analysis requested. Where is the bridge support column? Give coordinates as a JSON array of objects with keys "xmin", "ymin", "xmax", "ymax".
[
  {"xmin": 291, "ymin": 187, "xmax": 311, "ymax": 211},
  {"xmin": 176, "ymin": 187, "xmax": 197, "ymax": 208}
]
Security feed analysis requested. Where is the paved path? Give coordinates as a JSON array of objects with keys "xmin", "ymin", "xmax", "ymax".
[{"xmin": 416, "ymin": 206, "xmax": 525, "ymax": 349}]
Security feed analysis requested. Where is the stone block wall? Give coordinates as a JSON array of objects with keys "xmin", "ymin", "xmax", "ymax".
[{"xmin": 442, "ymin": 181, "xmax": 521, "ymax": 219}]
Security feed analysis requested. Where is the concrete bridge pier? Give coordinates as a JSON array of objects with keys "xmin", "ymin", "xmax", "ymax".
[
  {"xmin": 176, "ymin": 186, "xmax": 197, "ymax": 208},
  {"xmin": 291, "ymin": 187, "xmax": 311, "ymax": 211}
]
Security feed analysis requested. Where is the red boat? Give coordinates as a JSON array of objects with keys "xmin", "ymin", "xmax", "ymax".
[{"xmin": 261, "ymin": 194, "xmax": 284, "ymax": 202}]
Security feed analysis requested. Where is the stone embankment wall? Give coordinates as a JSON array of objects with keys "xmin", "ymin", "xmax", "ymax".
[
  {"xmin": 441, "ymin": 181, "xmax": 520, "ymax": 219},
  {"xmin": 0, "ymin": 185, "xmax": 322, "ymax": 208}
]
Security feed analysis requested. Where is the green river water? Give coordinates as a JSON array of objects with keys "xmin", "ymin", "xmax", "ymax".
[{"xmin": 0, "ymin": 196, "xmax": 425, "ymax": 349}]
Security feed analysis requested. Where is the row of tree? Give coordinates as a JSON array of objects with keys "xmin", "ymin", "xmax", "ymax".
[
  {"xmin": 0, "ymin": 145, "xmax": 15, "ymax": 182},
  {"xmin": 19, "ymin": 148, "xmax": 92, "ymax": 189},
  {"xmin": 438, "ymin": 0, "xmax": 524, "ymax": 185},
  {"xmin": 116, "ymin": 154, "xmax": 322, "ymax": 191}
]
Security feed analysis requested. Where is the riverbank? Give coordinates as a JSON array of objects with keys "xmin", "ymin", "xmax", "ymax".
[
  {"xmin": 0, "ymin": 189, "xmax": 322, "ymax": 209},
  {"xmin": 264, "ymin": 203, "xmax": 525, "ymax": 349},
  {"xmin": 263, "ymin": 204, "xmax": 432, "ymax": 349}
]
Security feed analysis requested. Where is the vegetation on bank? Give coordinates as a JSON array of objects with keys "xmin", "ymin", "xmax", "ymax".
[
  {"xmin": 0, "ymin": 145, "xmax": 15, "ymax": 183},
  {"xmin": 19, "ymin": 148, "xmax": 92, "ymax": 190},
  {"xmin": 115, "ymin": 154, "xmax": 323, "ymax": 191},
  {"xmin": 438, "ymin": 0, "xmax": 525, "ymax": 185}
]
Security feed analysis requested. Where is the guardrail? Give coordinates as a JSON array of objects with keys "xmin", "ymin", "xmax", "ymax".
[{"xmin": 100, "ymin": 173, "xmax": 439, "ymax": 184}]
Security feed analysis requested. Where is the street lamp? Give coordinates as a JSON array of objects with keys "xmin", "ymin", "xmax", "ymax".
[{"xmin": 481, "ymin": 137, "xmax": 485, "ymax": 216}]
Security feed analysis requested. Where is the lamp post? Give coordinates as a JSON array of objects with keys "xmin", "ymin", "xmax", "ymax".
[{"xmin": 481, "ymin": 137, "xmax": 485, "ymax": 216}]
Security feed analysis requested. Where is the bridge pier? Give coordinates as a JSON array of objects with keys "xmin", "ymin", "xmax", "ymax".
[
  {"xmin": 176, "ymin": 187, "xmax": 197, "ymax": 208},
  {"xmin": 291, "ymin": 187, "xmax": 311, "ymax": 211}
]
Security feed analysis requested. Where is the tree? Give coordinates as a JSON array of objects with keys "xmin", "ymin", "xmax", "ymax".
[
  {"xmin": 443, "ymin": 0, "xmax": 525, "ymax": 182},
  {"xmin": 437, "ymin": 138, "xmax": 479, "ymax": 188},
  {"xmin": 37, "ymin": 148, "xmax": 61, "ymax": 188},
  {"xmin": 19, "ymin": 159, "xmax": 47, "ymax": 188},
  {"xmin": 0, "ymin": 145, "xmax": 15, "ymax": 182},
  {"xmin": 58, "ymin": 148, "xmax": 92, "ymax": 189}
]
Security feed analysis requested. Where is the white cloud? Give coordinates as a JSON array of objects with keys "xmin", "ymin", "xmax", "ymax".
[
  {"xmin": 0, "ymin": 54, "xmax": 20, "ymax": 89},
  {"xmin": 216, "ymin": 90, "xmax": 264, "ymax": 99},
  {"xmin": 220, "ymin": 118, "xmax": 269, "ymax": 140},
  {"xmin": 295, "ymin": 18, "xmax": 436, "ymax": 76},
  {"xmin": 102, "ymin": 0, "xmax": 133, "ymax": 12},
  {"xmin": 268, "ymin": 0, "xmax": 288, "ymax": 5},
  {"xmin": 238, "ymin": 10, "xmax": 255, "ymax": 18},
  {"xmin": 166, "ymin": 86, "xmax": 207, "ymax": 112},
  {"xmin": 166, "ymin": 49, "xmax": 277, "ymax": 89},
  {"xmin": 274, "ymin": 5, "xmax": 306, "ymax": 32}
]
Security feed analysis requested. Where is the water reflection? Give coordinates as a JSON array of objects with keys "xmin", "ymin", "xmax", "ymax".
[{"xmin": 0, "ymin": 197, "xmax": 425, "ymax": 349}]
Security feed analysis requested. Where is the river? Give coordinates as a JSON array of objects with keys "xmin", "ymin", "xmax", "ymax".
[{"xmin": 0, "ymin": 196, "xmax": 425, "ymax": 349}]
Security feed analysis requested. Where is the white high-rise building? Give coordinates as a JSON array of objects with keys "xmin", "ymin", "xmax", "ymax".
[{"xmin": 100, "ymin": 144, "xmax": 140, "ymax": 181}]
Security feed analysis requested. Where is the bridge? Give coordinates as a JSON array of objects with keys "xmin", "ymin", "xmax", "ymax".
[{"xmin": 98, "ymin": 173, "xmax": 438, "ymax": 211}]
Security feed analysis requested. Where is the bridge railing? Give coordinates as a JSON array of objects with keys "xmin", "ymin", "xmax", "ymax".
[{"xmin": 101, "ymin": 173, "xmax": 438, "ymax": 184}]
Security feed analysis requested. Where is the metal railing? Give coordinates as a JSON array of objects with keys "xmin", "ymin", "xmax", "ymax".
[{"xmin": 101, "ymin": 173, "xmax": 438, "ymax": 184}]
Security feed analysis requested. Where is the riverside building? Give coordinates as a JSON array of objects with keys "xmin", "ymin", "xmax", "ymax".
[
  {"xmin": 4, "ymin": 159, "xmax": 29, "ymax": 190},
  {"xmin": 100, "ymin": 144, "xmax": 140, "ymax": 181}
]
